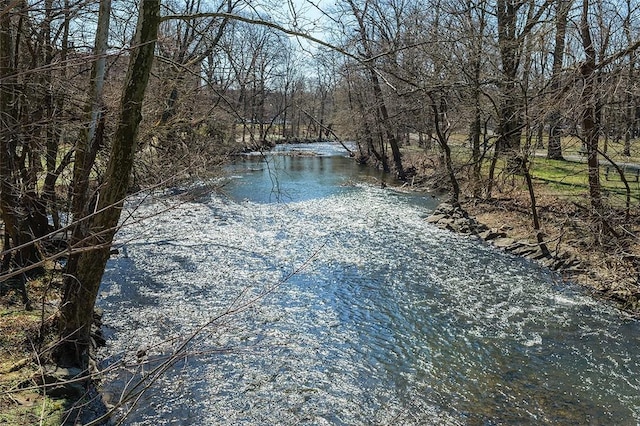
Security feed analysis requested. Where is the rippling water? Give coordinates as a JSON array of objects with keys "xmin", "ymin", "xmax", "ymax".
[{"xmin": 98, "ymin": 143, "xmax": 640, "ymax": 425}]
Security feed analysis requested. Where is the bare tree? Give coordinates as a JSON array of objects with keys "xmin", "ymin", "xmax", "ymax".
[
  {"xmin": 487, "ymin": 0, "xmax": 553, "ymax": 197},
  {"xmin": 66, "ymin": 0, "xmax": 112, "ymax": 281},
  {"xmin": 0, "ymin": 1, "xmax": 78, "ymax": 276},
  {"xmin": 578, "ymin": 0, "xmax": 603, "ymax": 215},
  {"xmin": 344, "ymin": 0, "xmax": 406, "ymax": 180},
  {"xmin": 59, "ymin": 0, "xmax": 162, "ymax": 367},
  {"xmin": 547, "ymin": 0, "xmax": 571, "ymax": 160}
]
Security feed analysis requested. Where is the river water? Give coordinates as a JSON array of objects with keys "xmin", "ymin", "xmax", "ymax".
[{"xmin": 98, "ymin": 143, "xmax": 640, "ymax": 425}]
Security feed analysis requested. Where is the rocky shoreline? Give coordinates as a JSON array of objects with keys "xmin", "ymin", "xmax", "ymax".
[{"xmin": 427, "ymin": 202, "xmax": 583, "ymax": 274}]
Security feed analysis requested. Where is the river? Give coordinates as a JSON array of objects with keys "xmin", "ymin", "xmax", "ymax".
[{"xmin": 97, "ymin": 142, "xmax": 640, "ymax": 425}]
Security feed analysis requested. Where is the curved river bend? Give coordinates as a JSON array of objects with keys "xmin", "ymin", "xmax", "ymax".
[{"xmin": 98, "ymin": 143, "xmax": 640, "ymax": 425}]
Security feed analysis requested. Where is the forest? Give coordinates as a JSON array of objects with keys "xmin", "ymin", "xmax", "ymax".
[{"xmin": 1, "ymin": 0, "xmax": 640, "ymax": 423}]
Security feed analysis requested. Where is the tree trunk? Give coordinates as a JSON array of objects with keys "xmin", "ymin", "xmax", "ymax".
[
  {"xmin": 523, "ymin": 166, "xmax": 549, "ymax": 255},
  {"xmin": 347, "ymin": 0, "xmax": 405, "ymax": 180},
  {"xmin": 0, "ymin": 0, "xmax": 18, "ymax": 253},
  {"xmin": 429, "ymin": 93, "xmax": 460, "ymax": 204},
  {"xmin": 579, "ymin": 0, "xmax": 602, "ymax": 214},
  {"xmin": 63, "ymin": 0, "xmax": 112, "ymax": 302},
  {"xmin": 0, "ymin": 0, "xmax": 42, "ymax": 275},
  {"xmin": 58, "ymin": 0, "xmax": 161, "ymax": 367},
  {"xmin": 623, "ymin": 5, "xmax": 635, "ymax": 157},
  {"xmin": 68, "ymin": 0, "xmax": 111, "ymax": 232},
  {"xmin": 370, "ymin": 70, "xmax": 405, "ymax": 180},
  {"xmin": 547, "ymin": 0, "xmax": 569, "ymax": 160},
  {"xmin": 496, "ymin": 0, "xmax": 523, "ymax": 157}
]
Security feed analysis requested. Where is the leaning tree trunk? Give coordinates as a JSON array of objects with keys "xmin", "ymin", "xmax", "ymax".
[
  {"xmin": 346, "ymin": 0, "xmax": 405, "ymax": 180},
  {"xmin": 523, "ymin": 162, "xmax": 549, "ymax": 255},
  {"xmin": 64, "ymin": 0, "xmax": 111, "ymax": 285},
  {"xmin": 429, "ymin": 95, "xmax": 460, "ymax": 205},
  {"xmin": 370, "ymin": 69, "xmax": 405, "ymax": 180},
  {"xmin": 58, "ymin": 0, "xmax": 161, "ymax": 367}
]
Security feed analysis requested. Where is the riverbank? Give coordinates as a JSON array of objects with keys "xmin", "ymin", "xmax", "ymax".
[
  {"xmin": 0, "ymin": 269, "xmax": 109, "ymax": 425},
  {"xmin": 400, "ymin": 150, "xmax": 640, "ymax": 316},
  {"xmin": 466, "ymin": 195, "xmax": 640, "ymax": 314}
]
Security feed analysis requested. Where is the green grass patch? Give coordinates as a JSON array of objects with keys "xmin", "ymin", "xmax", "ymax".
[
  {"xmin": 530, "ymin": 157, "xmax": 589, "ymax": 186},
  {"xmin": 0, "ymin": 394, "xmax": 67, "ymax": 426},
  {"xmin": 1, "ymin": 278, "xmax": 70, "ymax": 426},
  {"xmin": 403, "ymin": 138, "xmax": 640, "ymax": 207},
  {"xmin": 532, "ymin": 157, "xmax": 640, "ymax": 189}
]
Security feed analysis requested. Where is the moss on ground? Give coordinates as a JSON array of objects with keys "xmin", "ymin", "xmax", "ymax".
[
  {"xmin": 0, "ymin": 272, "xmax": 71, "ymax": 426},
  {"xmin": 0, "ymin": 394, "xmax": 67, "ymax": 426}
]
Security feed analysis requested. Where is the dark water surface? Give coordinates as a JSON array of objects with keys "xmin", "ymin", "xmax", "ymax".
[{"xmin": 98, "ymin": 143, "xmax": 640, "ymax": 425}]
